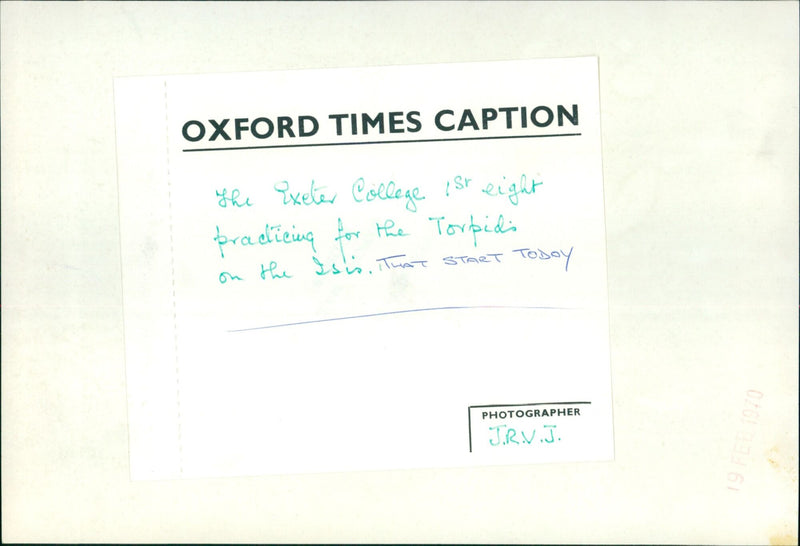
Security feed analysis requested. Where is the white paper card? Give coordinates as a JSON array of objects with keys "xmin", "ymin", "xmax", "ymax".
[{"xmin": 114, "ymin": 57, "xmax": 614, "ymax": 480}]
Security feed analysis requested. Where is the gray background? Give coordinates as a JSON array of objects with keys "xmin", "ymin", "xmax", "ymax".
[{"xmin": 2, "ymin": 2, "xmax": 798, "ymax": 543}]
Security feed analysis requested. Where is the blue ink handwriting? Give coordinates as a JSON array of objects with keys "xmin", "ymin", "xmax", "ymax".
[
  {"xmin": 482, "ymin": 174, "xmax": 543, "ymax": 206},
  {"xmin": 351, "ymin": 177, "xmax": 425, "ymax": 213},
  {"xmin": 442, "ymin": 253, "xmax": 503, "ymax": 265},
  {"xmin": 375, "ymin": 254, "xmax": 429, "ymax": 270},
  {"xmin": 428, "ymin": 214, "xmax": 517, "ymax": 247},
  {"xmin": 217, "ymin": 188, "xmax": 252, "ymax": 208},
  {"xmin": 214, "ymin": 224, "xmax": 316, "ymax": 259},
  {"xmin": 512, "ymin": 246, "xmax": 574, "ymax": 272},
  {"xmin": 445, "ymin": 175, "xmax": 471, "ymax": 197},
  {"xmin": 260, "ymin": 261, "xmax": 292, "ymax": 280},
  {"xmin": 376, "ymin": 218, "xmax": 409, "ymax": 238},
  {"xmin": 274, "ymin": 179, "xmax": 336, "ymax": 206},
  {"xmin": 488, "ymin": 424, "xmax": 560, "ymax": 446},
  {"xmin": 219, "ymin": 271, "xmax": 243, "ymax": 284}
]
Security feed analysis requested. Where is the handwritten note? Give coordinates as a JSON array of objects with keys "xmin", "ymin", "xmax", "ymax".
[
  {"xmin": 115, "ymin": 57, "xmax": 614, "ymax": 479},
  {"xmin": 211, "ymin": 169, "xmax": 574, "ymax": 331}
]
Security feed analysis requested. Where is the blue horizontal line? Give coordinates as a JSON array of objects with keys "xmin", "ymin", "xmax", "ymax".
[{"xmin": 228, "ymin": 305, "xmax": 572, "ymax": 333}]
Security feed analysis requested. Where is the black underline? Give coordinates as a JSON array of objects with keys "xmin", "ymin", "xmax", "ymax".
[
  {"xmin": 470, "ymin": 401, "xmax": 592, "ymax": 409},
  {"xmin": 183, "ymin": 132, "xmax": 581, "ymax": 153}
]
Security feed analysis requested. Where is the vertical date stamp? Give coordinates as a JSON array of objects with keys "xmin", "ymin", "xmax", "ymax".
[{"xmin": 726, "ymin": 389, "xmax": 763, "ymax": 492}]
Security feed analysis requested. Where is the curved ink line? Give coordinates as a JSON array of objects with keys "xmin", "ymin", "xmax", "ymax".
[{"xmin": 227, "ymin": 305, "xmax": 574, "ymax": 333}]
